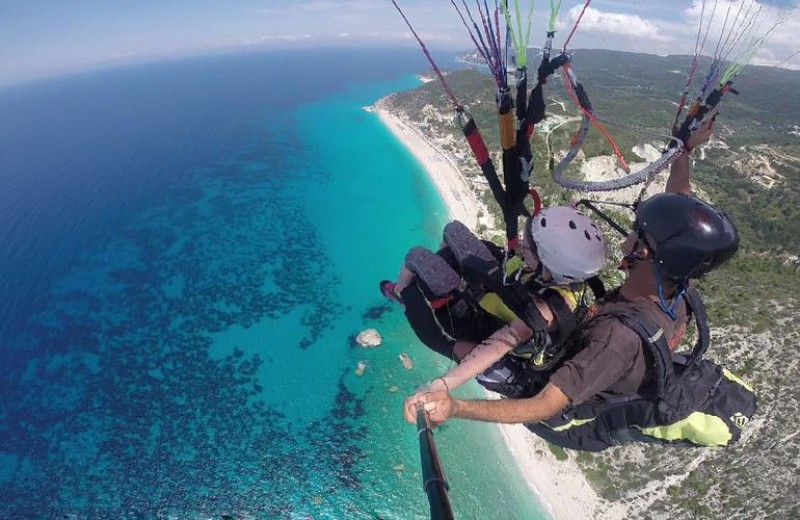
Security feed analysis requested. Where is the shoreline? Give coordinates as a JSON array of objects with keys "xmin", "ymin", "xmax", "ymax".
[
  {"xmin": 372, "ymin": 99, "xmax": 613, "ymax": 520},
  {"xmin": 492, "ymin": 405, "xmax": 615, "ymax": 520},
  {"xmin": 373, "ymin": 102, "xmax": 484, "ymax": 230}
]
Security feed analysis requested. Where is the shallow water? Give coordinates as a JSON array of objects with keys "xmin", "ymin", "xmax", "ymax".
[{"xmin": 0, "ymin": 49, "xmax": 548, "ymax": 519}]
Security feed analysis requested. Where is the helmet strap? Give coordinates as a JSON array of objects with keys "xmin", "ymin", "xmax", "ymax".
[
  {"xmin": 621, "ymin": 236, "xmax": 649, "ymax": 268},
  {"xmin": 655, "ymin": 263, "xmax": 687, "ymax": 321},
  {"xmin": 523, "ymin": 217, "xmax": 545, "ymax": 282}
]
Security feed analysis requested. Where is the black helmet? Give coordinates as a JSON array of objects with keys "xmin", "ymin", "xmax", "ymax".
[{"xmin": 634, "ymin": 193, "xmax": 739, "ymax": 282}]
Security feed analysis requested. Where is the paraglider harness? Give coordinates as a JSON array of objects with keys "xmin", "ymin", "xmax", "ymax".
[
  {"xmin": 404, "ymin": 220, "xmax": 605, "ymax": 370},
  {"xmin": 389, "ymin": 0, "xmax": 605, "ymax": 372},
  {"xmin": 527, "ymin": 286, "xmax": 758, "ymax": 451}
]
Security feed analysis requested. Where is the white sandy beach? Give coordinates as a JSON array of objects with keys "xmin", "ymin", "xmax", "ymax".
[
  {"xmin": 373, "ymin": 100, "xmax": 618, "ymax": 520},
  {"xmin": 498, "ymin": 426, "xmax": 604, "ymax": 519},
  {"xmin": 374, "ymin": 103, "xmax": 483, "ymax": 230},
  {"xmin": 486, "ymin": 392, "xmax": 615, "ymax": 520}
]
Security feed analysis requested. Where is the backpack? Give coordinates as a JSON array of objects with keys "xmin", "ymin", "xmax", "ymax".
[{"xmin": 527, "ymin": 287, "xmax": 758, "ymax": 451}]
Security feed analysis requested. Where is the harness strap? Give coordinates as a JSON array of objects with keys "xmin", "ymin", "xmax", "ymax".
[
  {"xmin": 682, "ymin": 286, "xmax": 710, "ymax": 365},
  {"xmin": 460, "ymin": 255, "xmax": 549, "ymax": 345},
  {"xmin": 594, "ymin": 286, "xmax": 710, "ymax": 409},
  {"xmin": 614, "ymin": 313, "xmax": 677, "ymax": 406},
  {"xmin": 538, "ymin": 288, "xmax": 576, "ymax": 345},
  {"xmin": 585, "ymin": 275, "xmax": 607, "ymax": 299}
]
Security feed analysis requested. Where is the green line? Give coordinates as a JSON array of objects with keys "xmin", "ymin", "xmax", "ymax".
[
  {"xmin": 549, "ymin": 0, "xmax": 562, "ymax": 32},
  {"xmin": 524, "ymin": 0, "xmax": 534, "ymax": 59},
  {"xmin": 501, "ymin": 1, "xmax": 517, "ymax": 64},
  {"xmin": 720, "ymin": 8, "xmax": 789, "ymax": 86},
  {"xmin": 514, "ymin": 0, "xmax": 524, "ymax": 54},
  {"xmin": 515, "ymin": 0, "xmax": 532, "ymax": 67},
  {"xmin": 503, "ymin": 0, "xmax": 531, "ymax": 68},
  {"xmin": 719, "ymin": 62, "xmax": 743, "ymax": 86}
]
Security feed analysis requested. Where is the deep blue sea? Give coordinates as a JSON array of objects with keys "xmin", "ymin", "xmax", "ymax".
[{"xmin": 0, "ymin": 48, "xmax": 547, "ymax": 519}]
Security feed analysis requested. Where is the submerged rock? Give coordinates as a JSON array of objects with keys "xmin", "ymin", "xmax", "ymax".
[
  {"xmin": 399, "ymin": 352, "xmax": 414, "ymax": 370},
  {"xmin": 356, "ymin": 328, "xmax": 382, "ymax": 347},
  {"xmin": 355, "ymin": 361, "xmax": 367, "ymax": 376}
]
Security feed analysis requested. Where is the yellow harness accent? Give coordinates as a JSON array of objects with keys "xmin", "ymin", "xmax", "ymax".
[
  {"xmin": 636, "ymin": 412, "xmax": 733, "ymax": 446},
  {"xmin": 542, "ymin": 417, "xmax": 596, "ymax": 432},
  {"xmin": 477, "ymin": 284, "xmax": 583, "ymax": 325},
  {"xmin": 722, "ymin": 368, "xmax": 754, "ymax": 392}
]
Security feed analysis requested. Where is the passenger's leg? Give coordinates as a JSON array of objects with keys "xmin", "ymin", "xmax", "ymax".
[
  {"xmin": 379, "ymin": 279, "xmax": 403, "ymax": 304},
  {"xmin": 400, "ymin": 283, "xmax": 457, "ymax": 361},
  {"xmin": 394, "ymin": 265, "xmax": 416, "ymax": 295}
]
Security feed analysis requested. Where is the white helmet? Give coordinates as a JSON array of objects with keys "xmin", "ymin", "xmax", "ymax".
[{"xmin": 527, "ymin": 206, "xmax": 607, "ymax": 284}]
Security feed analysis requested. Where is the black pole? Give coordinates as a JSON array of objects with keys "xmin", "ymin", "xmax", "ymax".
[
  {"xmin": 416, "ymin": 406, "xmax": 455, "ymax": 520},
  {"xmin": 575, "ymin": 199, "xmax": 631, "ymax": 238}
]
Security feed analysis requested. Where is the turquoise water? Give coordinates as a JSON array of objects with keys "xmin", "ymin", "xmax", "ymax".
[{"xmin": 0, "ymin": 49, "xmax": 548, "ymax": 519}]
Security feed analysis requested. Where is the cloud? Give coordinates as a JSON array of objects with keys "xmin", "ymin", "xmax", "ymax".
[
  {"xmin": 254, "ymin": 0, "xmax": 382, "ymax": 15},
  {"xmin": 561, "ymin": 5, "xmax": 671, "ymax": 42},
  {"xmin": 551, "ymin": 0, "xmax": 800, "ymax": 67},
  {"xmin": 681, "ymin": 0, "xmax": 800, "ymax": 66},
  {"xmin": 195, "ymin": 33, "xmax": 314, "ymax": 51},
  {"xmin": 297, "ymin": 0, "xmax": 381, "ymax": 12},
  {"xmin": 271, "ymin": 33, "xmax": 313, "ymax": 42},
  {"xmin": 249, "ymin": 1, "xmax": 464, "ymax": 49}
]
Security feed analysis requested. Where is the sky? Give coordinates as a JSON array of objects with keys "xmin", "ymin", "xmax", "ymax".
[{"xmin": 1, "ymin": 0, "xmax": 799, "ymax": 87}]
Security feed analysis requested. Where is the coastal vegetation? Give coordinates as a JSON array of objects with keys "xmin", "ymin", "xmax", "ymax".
[{"xmin": 382, "ymin": 48, "xmax": 800, "ymax": 519}]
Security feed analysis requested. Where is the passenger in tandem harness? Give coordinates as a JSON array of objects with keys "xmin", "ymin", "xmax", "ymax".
[
  {"xmin": 381, "ymin": 204, "xmax": 608, "ymax": 399},
  {"xmin": 403, "ymin": 122, "xmax": 758, "ymax": 450}
]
